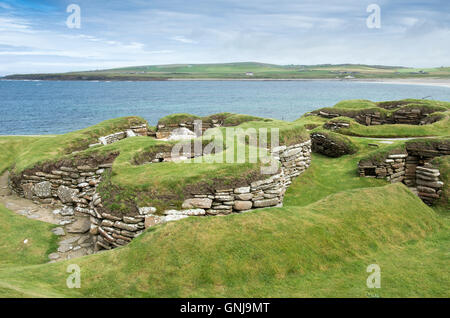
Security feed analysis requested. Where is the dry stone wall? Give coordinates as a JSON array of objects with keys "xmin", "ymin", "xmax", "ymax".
[
  {"xmin": 358, "ymin": 140, "xmax": 449, "ymax": 205},
  {"xmin": 89, "ymin": 124, "xmax": 149, "ymax": 147},
  {"xmin": 10, "ymin": 139, "xmax": 312, "ymax": 253}
]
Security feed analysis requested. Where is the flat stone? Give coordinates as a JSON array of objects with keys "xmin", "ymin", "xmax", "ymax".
[
  {"xmin": 48, "ymin": 253, "xmax": 60, "ymax": 260},
  {"xmin": 181, "ymin": 198, "xmax": 212, "ymax": 209},
  {"xmin": 114, "ymin": 221, "xmax": 139, "ymax": 232},
  {"xmin": 66, "ymin": 217, "xmax": 91, "ymax": 233},
  {"xmin": 57, "ymin": 244, "xmax": 73, "ymax": 253},
  {"xmin": 51, "ymin": 227, "xmax": 65, "ymax": 236},
  {"xmin": 253, "ymin": 198, "xmax": 279, "ymax": 208},
  {"xmin": 60, "ymin": 236, "xmax": 80, "ymax": 245},
  {"xmin": 234, "ymin": 186, "xmax": 250, "ymax": 194},
  {"xmin": 162, "ymin": 215, "xmax": 188, "ymax": 222},
  {"xmin": 235, "ymin": 193, "xmax": 253, "ymax": 201},
  {"xmin": 138, "ymin": 207, "xmax": 157, "ymax": 215}
]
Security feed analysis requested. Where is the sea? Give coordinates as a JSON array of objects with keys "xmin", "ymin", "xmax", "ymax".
[{"xmin": 1, "ymin": 80, "xmax": 450, "ymax": 135}]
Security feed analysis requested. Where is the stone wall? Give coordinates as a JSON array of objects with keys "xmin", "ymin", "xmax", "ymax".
[
  {"xmin": 358, "ymin": 140, "xmax": 449, "ymax": 205},
  {"xmin": 316, "ymin": 107, "xmax": 438, "ymax": 126},
  {"xmin": 156, "ymin": 120, "xmax": 220, "ymax": 139},
  {"xmin": 358, "ymin": 153, "xmax": 408, "ymax": 183},
  {"xmin": 89, "ymin": 124, "xmax": 150, "ymax": 147},
  {"xmin": 10, "ymin": 140, "xmax": 312, "ymax": 253}
]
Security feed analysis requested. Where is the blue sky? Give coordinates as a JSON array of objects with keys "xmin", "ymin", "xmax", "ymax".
[{"xmin": 0, "ymin": 0, "xmax": 449, "ymax": 75}]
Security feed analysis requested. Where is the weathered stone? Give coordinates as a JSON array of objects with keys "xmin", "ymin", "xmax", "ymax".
[
  {"xmin": 51, "ymin": 227, "xmax": 65, "ymax": 236},
  {"xmin": 253, "ymin": 198, "xmax": 279, "ymax": 208},
  {"xmin": 101, "ymin": 219, "xmax": 114, "ymax": 227},
  {"xmin": 144, "ymin": 215, "xmax": 163, "ymax": 228},
  {"xmin": 101, "ymin": 213, "xmax": 122, "ymax": 221},
  {"xmin": 57, "ymin": 185, "xmax": 79, "ymax": 203},
  {"xmin": 21, "ymin": 183, "xmax": 34, "ymax": 200},
  {"xmin": 48, "ymin": 253, "xmax": 60, "ymax": 260},
  {"xmin": 123, "ymin": 216, "xmax": 141, "ymax": 224},
  {"xmin": 114, "ymin": 221, "xmax": 140, "ymax": 232},
  {"xmin": 66, "ymin": 217, "xmax": 91, "ymax": 233},
  {"xmin": 234, "ymin": 200, "xmax": 253, "ymax": 211},
  {"xmin": 181, "ymin": 198, "xmax": 212, "ymax": 209},
  {"xmin": 235, "ymin": 193, "xmax": 253, "ymax": 201},
  {"xmin": 60, "ymin": 206, "xmax": 74, "ymax": 216},
  {"xmin": 234, "ymin": 186, "xmax": 250, "ymax": 194},
  {"xmin": 33, "ymin": 181, "xmax": 52, "ymax": 198},
  {"xmin": 138, "ymin": 207, "xmax": 157, "ymax": 215},
  {"xmin": 162, "ymin": 215, "xmax": 189, "ymax": 222}
]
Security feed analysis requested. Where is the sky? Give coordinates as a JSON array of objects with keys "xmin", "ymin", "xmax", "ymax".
[{"xmin": 0, "ymin": 0, "xmax": 449, "ymax": 75}]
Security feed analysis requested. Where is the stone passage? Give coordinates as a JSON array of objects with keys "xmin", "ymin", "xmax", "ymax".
[{"xmin": 358, "ymin": 139, "xmax": 449, "ymax": 205}]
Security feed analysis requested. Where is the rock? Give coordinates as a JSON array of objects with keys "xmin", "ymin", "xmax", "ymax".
[
  {"xmin": 162, "ymin": 215, "xmax": 189, "ymax": 222},
  {"xmin": 144, "ymin": 215, "xmax": 163, "ymax": 228},
  {"xmin": 253, "ymin": 198, "xmax": 279, "ymax": 208},
  {"xmin": 387, "ymin": 153, "xmax": 408, "ymax": 159},
  {"xmin": 48, "ymin": 253, "xmax": 60, "ymax": 260},
  {"xmin": 60, "ymin": 236, "xmax": 80, "ymax": 245},
  {"xmin": 234, "ymin": 200, "xmax": 253, "ymax": 211},
  {"xmin": 123, "ymin": 216, "xmax": 141, "ymax": 224},
  {"xmin": 235, "ymin": 193, "xmax": 253, "ymax": 201},
  {"xmin": 234, "ymin": 186, "xmax": 250, "ymax": 194},
  {"xmin": 181, "ymin": 198, "xmax": 212, "ymax": 209},
  {"xmin": 165, "ymin": 209, "xmax": 205, "ymax": 216},
  {"xmin": 51, "ymin": 227, "xmax": 65, "ymax": 236},
  {"xmin": 89, "ymin": 224, "xmax": 99, "ymax": 235},
  {"xmin": 60, "ymin": 206, "xmax": 74, "ymax": 216},
  {"xmin": 138, "ymin": 207, "xmax": 157, "ymax": 215},
  {"xmin": 33, "ymin": 181, "xmax": 52, "ymax": 198},
  {"xmin": 21, "ymin": 183, "xmax": 34, "ymax": 200},
  {"xmin": 114, "ymin": 221, "xmax": 140, "ymax": 232},
  {"xmin": 57, "ymin": 244, "xmax": 73, "ymax": 253},
  {"xmin": 66, "ymin": 217, "xmax": 91, "ymax": 233},
  {"xmin": 167, "ymin": 127, "xmax": 196, "ymax": 140}
]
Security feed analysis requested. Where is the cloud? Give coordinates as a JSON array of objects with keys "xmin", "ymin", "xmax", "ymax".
[
  {"xmin": 0, "ymin": 0, "xmax": 449, "ymax": 75},
  {"xmin": 170, "ymin": 36, "xmax": 198, "ymax": 44}
]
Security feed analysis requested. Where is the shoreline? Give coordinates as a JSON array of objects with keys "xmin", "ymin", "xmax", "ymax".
[{"xmin": 2, "ymin": 77, "xmax": 450, "ymax": 88}]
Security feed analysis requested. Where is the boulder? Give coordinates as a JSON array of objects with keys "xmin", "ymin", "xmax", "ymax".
[
  {"xmin": 66, "ymin": 217, "xmax": 91, "ymax": 233},
  {"xmin": 182, "ymin": 198, "xmax": 212, "ymax": 209},
  {"xmin": 234, "ymin": 186, "xmax": 250, "ymax": 194},
  {"xmin": 33, "ymin": 181, "xmax": 52, "ymax": 198},
  {"xmin": 57, "ymin": 185, "xmax": 79, "ymax": 203},
  {"xmin": 234, "ymin": 200, "xmax": 253, "ymax": 211}
]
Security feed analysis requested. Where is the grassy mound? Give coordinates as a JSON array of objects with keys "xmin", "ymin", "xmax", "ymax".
[{"xmin": 0, "ymin": 183, "xmax": 445, "ymax": 297}]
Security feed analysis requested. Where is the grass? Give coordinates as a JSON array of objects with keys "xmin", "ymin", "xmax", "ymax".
[
  {"xmin": 5, "ymin": 62, "xmax": 450, "ymax": 80},
  {"xmin": 300, "ymin": 98, "xmax": 450, "ymax": 138},
  {"xmin": 0, "ymin": 106, "xmax": 448, "ymax": 298},
  {"xmin": 0, "ymin": 204, "xmax": 58, "ymax": 267}
]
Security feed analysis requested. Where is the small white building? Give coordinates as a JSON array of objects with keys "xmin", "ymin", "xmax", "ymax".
[{"xmin": 245, "ymin": 72, "xmax": 254, "ymax": 76}]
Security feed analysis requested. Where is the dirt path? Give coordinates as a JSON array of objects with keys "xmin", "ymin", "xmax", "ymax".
[{"xmin": 0, "ymin": 172, "xmax": 94, "ymax": 262}]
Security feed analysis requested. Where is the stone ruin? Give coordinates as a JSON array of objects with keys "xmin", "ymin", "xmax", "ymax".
[{"xmin": 358, "ymin": 140, "xmax": 449, "ymax": 205}]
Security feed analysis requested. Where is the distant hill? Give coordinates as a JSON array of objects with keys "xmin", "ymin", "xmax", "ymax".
[{"xmin": 3, "ymin": 62, "xmax": 450, "ymax": 81}]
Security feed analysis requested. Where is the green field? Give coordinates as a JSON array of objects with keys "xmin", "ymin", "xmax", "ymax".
[
  {"xmin": 4, "ymin": 62, "xmax": 450, "ymax": 81},
  {"xmin": 0, "ymin": 99, "xmax": 448, "ymax": 298}
]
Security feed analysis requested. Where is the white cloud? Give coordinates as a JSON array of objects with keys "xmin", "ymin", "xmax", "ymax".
[{"xmin": 170, "ymin": 36, "xmax": 198, "ymax": 44}]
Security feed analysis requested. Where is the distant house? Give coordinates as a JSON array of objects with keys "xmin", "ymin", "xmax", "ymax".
[
  {"xmin": 344, "ymin": 75, "xmax": 355, "ymax": 79},
  {"xmin": 245, "ymin": 72, "xmax": 254, "ymax": 76}
]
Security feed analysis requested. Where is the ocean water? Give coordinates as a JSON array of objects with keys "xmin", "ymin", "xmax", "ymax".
[{"xmin": 1, "ymin": 80, "xmax": 450, "ymax": 135}]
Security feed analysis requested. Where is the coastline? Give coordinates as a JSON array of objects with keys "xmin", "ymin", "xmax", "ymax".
[{"xmin": 3, "ymin": 77, "xmax": 450, "ymax": 88}]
